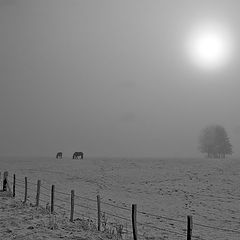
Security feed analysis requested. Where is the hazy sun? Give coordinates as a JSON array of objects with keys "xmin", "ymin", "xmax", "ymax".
[{"xmin": 186, "ymin": 22, "xmax": 233, "ymax": 70}]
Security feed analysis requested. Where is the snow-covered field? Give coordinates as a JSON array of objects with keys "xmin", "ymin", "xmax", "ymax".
[{"xmin": 1, "ymin": 156, "xmax": 240, "ymax": 240}]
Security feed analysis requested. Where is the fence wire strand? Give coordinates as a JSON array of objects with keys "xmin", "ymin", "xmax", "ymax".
[
  {"xmin": 74, "ymin": 202, "xmax": 97, "ymax": 212},
  {"xmin": 137, "ymin": 210, "xmax": 185, "ymax": 224},
  {"xmin": 55, "ymin": 196, "xmax": 69, "ymax": 204},
  {"xmin": 101, "ymin": 200, "xmax": 130, "ymax": 211},
  {"xmin": 55, "ymin": 189, "xmax": 70, "ymax": 196},
  {"xmin": 137, "ymin": 221, "xmax": 186, "ymax": 237},
  {"xmin": 74, "ymin": 210, "xmax": 98, "ymax": 222},
  {"xmin": 39, "ymin": 198, "xmax": 49, "ymax": 204},
  {"xmin": 103, "ymin": 210, "xmax": 131, "ymax": 223},
  {"xmin": 15, "ymin": 182, "xmax": 24, "ymax": 188},
  {"xmin": 41, "ymin": 184, "xmax": 50, "ymax": 191},
  {"xmin": 194, "ymin": 221, "xmax": 240, "ymax": 234},
  {"xmin": 75, "ymin": 194, "xmax": 96, "ymax": 203},
  {"xmin": 54, "ymin": 203, "xmax": 70, "ymax": 212},
  {"xmin": 40, "ymin": 191, "xmax": 50, "ymax": 198}
]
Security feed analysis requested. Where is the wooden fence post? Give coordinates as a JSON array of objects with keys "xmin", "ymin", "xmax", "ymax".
[
  {"xmin": 187, "ymin": 215, "xmax": 193, "ymax": 240},
  {"xmin": 51, "ymin": 185, "xmax": 55, "ymax": 214},
  {"xmin": 35, "ymin": 180, "xmax": 41, "ymax": 207},
  {"xmin": 24, "ymin": 177, "xmax": 28, "ymax": 203},
  {"xmin": 13, "ymin": 174, "xmax": 16, "ymax": 197},
  {"xmin": 132, "ymin": 204, "xmax": 138, "ymax": 240},
  {"xmin": 70, "ymin": 190, "xmax": 75, "ymax": 222},
  {"xmin": 3, "ymin": 171, "xmax": 8, "ymax": 191},
  {"xmin": 3, "ymin": 171, "xmax": 12, "ymax": 194},
  {"xmin": 97, "ymin": 195, "xmax": 101, "ymax": 231}
]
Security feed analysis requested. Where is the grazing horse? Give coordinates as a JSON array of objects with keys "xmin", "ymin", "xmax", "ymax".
[
  {"xmin": 56, "ymin": 152, "xmax": 63, "ymax": 159},
  {"xmin": 72, "ymin": 151, "xmax": 84, "ymax": 159}
]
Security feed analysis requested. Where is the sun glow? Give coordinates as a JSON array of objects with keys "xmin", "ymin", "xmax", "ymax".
[{"xmin": 186, "ymin": 22, "xmax": 233, "ymax": 70}]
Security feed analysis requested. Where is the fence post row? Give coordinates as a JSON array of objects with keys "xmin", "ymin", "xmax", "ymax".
[
  {"xmin": 187, "ymin": 215, "xmax": 193, "ymax": 240},
  {"xmin": 35, "ymin": 180, "xmax": 41, "ymax": 207},
  {"xmin": 6, "ymin": 173, "xmax": 200, "ymax": 240},
  {"xmin": 132, "ymin": 204, "xmax": 138, "ymax": 240},
  {"xmin": 51, "ymin": 185, "xmax": 55, "ymax": 214},
  {"xmin": 70, "ymin": 190, "xmax": 75, "ymax": 222},
  {"xmin": 97, "ymin": 195, "xmax": 101, "ymax": 231}
]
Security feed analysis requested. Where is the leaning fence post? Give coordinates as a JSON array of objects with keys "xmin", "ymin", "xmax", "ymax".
[
  {"xmin": 35, "ymin": 180, "xmax": 41, "ymax": 207},
  {"xmin": 132, "ymin": 204, "xmax": 138, "ymax": 240},
  {"xmin": 97, "ymin": 195, "xmax": 101, "ymax": 231},
  {"xmin": 51, "ymin": 185, "xmax": 55, "ymax": 214},
  {"xmin": 187, "ymin": 215, "xmax": 193, "ymax": 240},
  {"xmin": 13, "ymin": 174, "xmax": 16, "ymax": 197},
  {"xmin": 23, "ymin": 177, "xmax": 28, "ymax": 203},
  {"xmin": 70, "ymin": 190, "xmax": 75, "ymax": 222}
]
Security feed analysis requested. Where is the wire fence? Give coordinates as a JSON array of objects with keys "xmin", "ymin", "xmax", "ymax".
[{"xmin": 1, "ymin": 170, "xmax": 240, "ymax": 240}]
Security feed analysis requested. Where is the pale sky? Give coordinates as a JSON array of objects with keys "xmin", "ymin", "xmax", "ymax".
[{"xmin": 0, "ymin": 0, "xmax": 240, "ymax": 158}]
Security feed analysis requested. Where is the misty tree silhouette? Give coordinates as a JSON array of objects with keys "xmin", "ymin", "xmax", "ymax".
[{"xmin": 199, "ymin": 124, "xmax": 232, "ymax": 158}]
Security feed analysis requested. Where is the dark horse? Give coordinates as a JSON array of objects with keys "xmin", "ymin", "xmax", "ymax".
[
  {"xmin": 56, "ymin": 152, "xmax": 63, "ymax": 159},
  {"xmin": 72, "ymin": 152, "xmax": 84, "ymax": 159}
]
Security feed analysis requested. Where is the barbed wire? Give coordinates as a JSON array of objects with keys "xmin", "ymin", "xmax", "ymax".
[
  {"xmin": 137, "ymin": 210, "xmax": 185, "ymax": 224},
  {"xmin": 14, "ymin": 176, "xmax": 240, "ymax": 203},
  {"xmin": 14, "ymin": 189, "xmax": 24, "ymax": 195},
  {"xmin": 193, "ymin": 221, "xmax": 240, "ymax": 234},
  {"xmin": 74, "ymin": 210, "xmax": 98, "ymax": 222},
  {"xmin": 10, "ymin": 172, "xmax": 240, "ymax": 201},
  {"xmin": 7, "ymin": 172, "xmax": 240, "ymax": 238},
  {"xmin": 104, "ymin": 220, "xmax": 133, "ymax": 233},
  {"xmin": 74, "ymin": 202, "xmax": 97, "ymax": 212},
  {"xmin": 40, "ymin": 178, "xmax": 55, "ymax": 186},
  {"xmin": 192, "ymin": 236, "xmax": 208, "ymax": 240},
  {"xmin": 55, "ymin": 189, "xmax": 70, "ymax": 196},
  {"xmin": 39, "ymin": 198, "xmax": 49, "ymax": 204},
  {"xmin": 54, "ymin": 203, "xmax": 70, "ymax": 212},
  {"xmin": 137, "ymin": 220, "xmax": 186, "ymax": 237},
  {"xmin": 27, "ymin": 185, "xmax": 37, "ymax": 192},
  {"xmin": 199, "ymin": 216, "xmax": 240, "ymax": 225},
  {"xmin": 102, "ymin": 210, "xmax": 132, "ymax": 223},
  {"xmin": 101, "ymin": 200, "xmax": 130, "ymax": 211},
  {"xmin": 26, "ymin": 180, "xmax": 37, "ymax": 186},
  {"xmin": 55, "ymin": 196, "xmax": 69, "ymax": 204},
  {"xmin": 75, "ymin": 194, "xmax": 96, "ymax": 203},
  {"xmin": 40, "ymin": 184, "xmax": 50, "ymax": 191},
  {"xmin": 15, "ymin": 182, "xmax": 24, "ymax": 188},
  {"xmin": 15, "ymin": 178, "xmax": 26, "ymax": 184},
  {"xmin": 40, "ymin": 191, "xmax": 50, "ymax": 198},
  {"xmin": 193, "ymin": 192, "xmax": 240, "ymax": 201}
]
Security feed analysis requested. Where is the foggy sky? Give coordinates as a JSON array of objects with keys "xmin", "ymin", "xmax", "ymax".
[{"xmin": 1, "ymin": 0, "xmax": 240, "ymax": 158}]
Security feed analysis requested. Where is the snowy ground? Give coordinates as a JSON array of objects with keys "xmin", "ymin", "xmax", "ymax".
[
  {"xmin": 0, "ymin": 193, "xmax": 123, "ymax": 240},
  {"xmin": 1, "ymin": 156, "xmax": 240, "ymax": 239}
]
